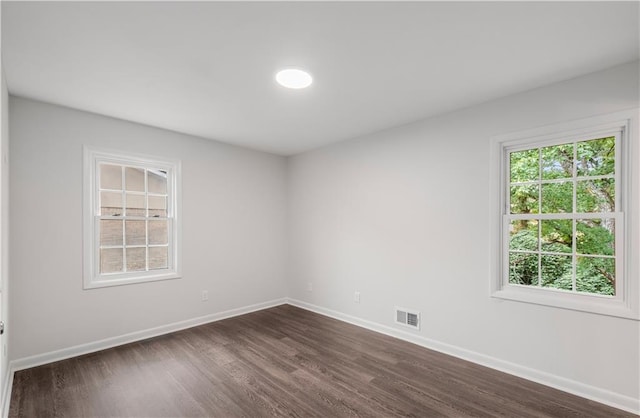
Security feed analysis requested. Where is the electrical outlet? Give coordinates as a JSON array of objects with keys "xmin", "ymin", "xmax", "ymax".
[
  {"xmin": 307, "ymin": 282, "xmax": 313, "ymax": 292},
  {"xmin": 354, "ymin": 291, "xmax": 361, "ymax": 303},
  {"xmin": 201, "ymin": 290, "xmax": 209, "ymax": 301}
]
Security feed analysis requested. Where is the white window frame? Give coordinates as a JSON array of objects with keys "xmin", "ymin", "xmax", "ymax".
[
  {"xmin": 490, "ymin": 110, "xmax": 639, "ymax": 320},
  {"xmin": 83, "ymin": 147, "xmax": 182, "ymax": 289}
]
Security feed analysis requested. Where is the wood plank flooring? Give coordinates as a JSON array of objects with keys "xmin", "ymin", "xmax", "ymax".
[{"xmin": 9, "ymin": 305, "xmax": 634, "ymax": 417}]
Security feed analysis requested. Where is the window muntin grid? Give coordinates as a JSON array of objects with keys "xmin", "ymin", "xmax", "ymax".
[
  {"xmin": 505, "ymin": 134, "xmax": 620, "ymax": 297},
  {"xmin": 97, "ymin": 163, "xmax": 172, "ymax": 276}
]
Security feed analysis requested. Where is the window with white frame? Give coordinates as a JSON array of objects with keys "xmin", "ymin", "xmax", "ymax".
[
  {"xmin": 84, "ymin": 148, "xmax": 181, "ymax": 289},
  {"xmin": 491, "ymin": 111, "xmax": 639, "ymax": 319}
]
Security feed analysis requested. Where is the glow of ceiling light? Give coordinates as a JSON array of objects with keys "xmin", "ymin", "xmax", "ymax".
[{"xmin": 275, "ymin": 68, "xmax": 313, "ymax": 89}]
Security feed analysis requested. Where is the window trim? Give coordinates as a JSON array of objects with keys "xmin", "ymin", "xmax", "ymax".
[
  {"xmin": 490, "ymin": 110, "xmax": 639, "ymax": 320},
  {"xmin": 83, "ymin": 147, "xmax": 182, "ymax": 289}
]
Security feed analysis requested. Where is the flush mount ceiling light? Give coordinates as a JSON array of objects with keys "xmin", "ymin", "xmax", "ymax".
[{"xmin": 275, "ymin": 68, "xmax": 313, "ymax": 89}]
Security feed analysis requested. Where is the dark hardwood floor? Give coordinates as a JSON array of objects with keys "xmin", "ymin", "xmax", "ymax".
[{"xmin": 9, "ymin": 305, "xmax": 634, "ymax": 417}]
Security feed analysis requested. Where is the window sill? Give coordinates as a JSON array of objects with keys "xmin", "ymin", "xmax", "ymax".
[
  {"xmin": 492, "ymin": 285, "xmax": 638, "ymax": 320},
  {"xmin": 84, "ymin": 271, "xmax": 181, "ymax": 289}
]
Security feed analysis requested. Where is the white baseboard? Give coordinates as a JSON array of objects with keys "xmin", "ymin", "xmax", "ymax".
[
  {"xmin": 10, "ymin": 298, "xmax": 287, "ymax": 372},
  {"xmin": 286, "ymin": 298, "xmax": 640, "ymax": 415}
]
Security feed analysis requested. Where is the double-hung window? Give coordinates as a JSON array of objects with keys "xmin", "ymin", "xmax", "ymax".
[
  {"xmin": 84, "ymin": 148, "xmax": 181, "ymax": 289},
  {"xmin": 491, "ymin": 111, "xmax": 638, "ymax": 319}
]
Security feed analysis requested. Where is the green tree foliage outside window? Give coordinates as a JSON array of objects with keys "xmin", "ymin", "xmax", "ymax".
[{"xmin": 508, "ymin": 137, "xmax": 616, "ymax": 296}]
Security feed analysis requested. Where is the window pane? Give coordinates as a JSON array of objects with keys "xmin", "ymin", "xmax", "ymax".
[
  {"xmin": 541, "ymin": 143, "xmax": 573, "ymax": 180},
  {"xmin": 148, "ymin": 195, "xmax": 167, "ymax": 218},
  {"xmin": 576, "ymin": 179, "xmax": 614, "ymax": 213},
  {"xmin": 149, "ymin": 246, "xmax": 168, "ymax": 270},
  {"xmin": 576, "ymin": 257, "xmax": 615, "ymax": 296},
  {"xmin": 541, "ymin": 254, "xmax": 572, "ymax": 291},
  {"xmin": 541, "ymin": 219, "xmax": 572, "ymax": 253},
  {"xmin": 576, "ymin": 137, "xmax": 615, "ymax": 177},
  {"xmin": 125, "ymin": 167, "xmax": 145, "ymax": 192},
  {"xmin": 510, "ymin": 185, "xmax": 538, "ymax": 214},
  {"xmin": 509, "ymin": 220, "xmax": 538, "ymax": 251},
  {"xmin": 126, "ymin": 247, "xmax": 146, "ymax": 272},
  {"xmin": 576, "ymin": 219, "xmax": 614, "ymax": 256},
  {"xmin": 125, "ymin": 220, "xmax": 146, "ymax": 246},
  {"xmin": 510, "ymin": 149, "xmax": 538, "ymax": 183},
  {"xmin": 148, "ymin": 170, "xmax": 167, "ymax": 194},
  {"xmin": 148, "ymin": 220, "xmax": 168, "ymax": 245},
  {"xmin": 100, "ymin": 164, "xmax": 122, "ymax": 190},
  {"xmin": 541, "ymin": 182, "xmax": 572, "ymax": 213},
  {"xmin": 100, "ymin": 220, "xmax": 123, "ymax": 246},
  {"xmin": 100, "ymin": 191, "xmax": 123, "ymax": 216},
  {"xmin": 509, "ymin": 252, "xmax": 538, "ymax": 286},
  {"xmin": 126, "ymin": 193, "xmax": 145, "ymax": 217},
  {"xmin": 100, "ymin": 248, "xmax": 123, "ymax": 273}
]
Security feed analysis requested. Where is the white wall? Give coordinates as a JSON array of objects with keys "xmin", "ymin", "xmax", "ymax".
[
  {"xmin": 0, "ymin": 14, "xmax": 11, "ymax": 411},
  {"xmin": 287, "ymin": 61, "xmax": 640, "ymax": 407},
  {"xmin": 9, "ymin": 97, "xmax": 288, "ymax": 359}
]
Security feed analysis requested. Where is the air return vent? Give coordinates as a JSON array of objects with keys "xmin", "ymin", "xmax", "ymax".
[{"xmin": 395, "ymin": 307, "xmax": 420, "ymax": 330}]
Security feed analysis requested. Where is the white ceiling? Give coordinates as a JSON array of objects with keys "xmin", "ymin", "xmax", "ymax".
[{"xmin": 3, "ymin": 2, "xmax": 639, "ymax": 156}]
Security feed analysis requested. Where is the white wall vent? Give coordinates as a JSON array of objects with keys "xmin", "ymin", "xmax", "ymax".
[{"xmin": 395, "ymin": 307, "xmax": 420, "ymax": 330}]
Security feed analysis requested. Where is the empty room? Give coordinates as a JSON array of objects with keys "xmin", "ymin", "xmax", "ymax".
[{"xmin": 0, "ymin": 1, "xmax": 638, "ymax": 417}]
